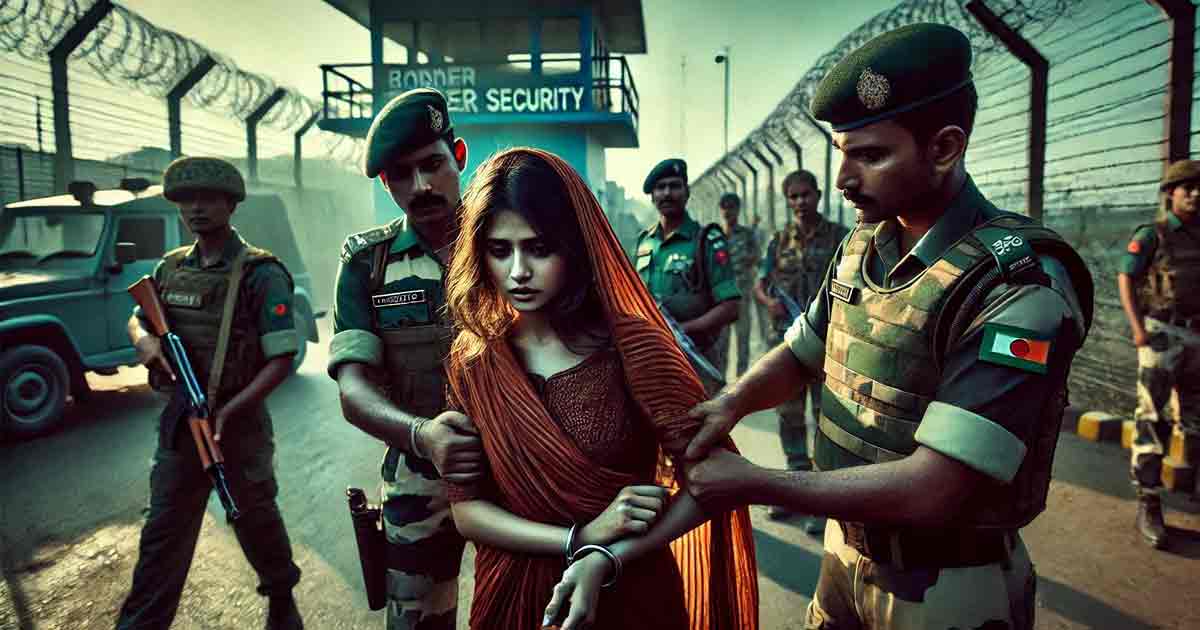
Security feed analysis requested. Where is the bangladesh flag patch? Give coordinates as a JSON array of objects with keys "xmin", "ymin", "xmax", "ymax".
[{"xmin": 979, "ymin": 323, "xmax": 1053, "ymax": 374}]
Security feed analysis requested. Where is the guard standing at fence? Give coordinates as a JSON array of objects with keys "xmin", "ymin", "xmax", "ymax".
[
  {"xmin": 681, "ymin": 23, "xmax": 1095, "ymax": 630},
  {"xmin": 753, "ymin": 169, "xmax": 849, "ymax": 529},
  {"xmin": 116, "ymin": 157, "xmax": 304, "ymax": 630},
  {"xmin": 329, "ymin": 88, "xmax": 481, "ymax": 630},
  {"xmin": 1117, "ymin": 158, "xmax": 1200, "ymax": 550},
  {"xmin": 717, "ymin": 192, "xmax": 762, "ymax": 377},
  {"xmin": 634, "ymin": 158, "xmax": 741, "ymax": 393}
]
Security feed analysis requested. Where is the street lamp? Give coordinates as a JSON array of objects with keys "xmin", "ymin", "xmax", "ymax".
[{"xmin": 714, "ymin": 46, "xmax": 730, "ymax": 156}]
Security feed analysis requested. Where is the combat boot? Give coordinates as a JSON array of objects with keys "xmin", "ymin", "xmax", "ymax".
[
  {"xmin": 1136, "ymin": 493, "xmax": 1169, "ymax": 549},
  {"xmin": 266, "ymin": 593, "xmax": 304, "ymax": 630}
]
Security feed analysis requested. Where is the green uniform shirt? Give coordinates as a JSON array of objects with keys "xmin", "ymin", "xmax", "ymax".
[
  {"xmin": 137, "ymin": 231, "xmax": 299, "ymax": 360},
  {"xmin": 784, "ymin": 177, "xmax": 1085, "ymax": 483},
  {"xmin": 328, "ymin": 217, "xmax": 446, "ymax": 377},
  {"xmin": 1118, "ymin": 211, "xmax": 1185, "ymax": 277},
  {"xmin": 633, "ymin": 213, "xmax": 741, "ymax": 323}
]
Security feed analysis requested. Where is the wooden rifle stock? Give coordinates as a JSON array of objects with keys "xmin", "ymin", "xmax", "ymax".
[{"xmin": 128, "ymin": 275, "xmax": 170, "ymax": 337}]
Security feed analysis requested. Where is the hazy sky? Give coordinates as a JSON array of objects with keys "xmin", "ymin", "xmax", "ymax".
[{"xmin": 119, "ymin": 0, "xmax": 898, "ymax": 196}]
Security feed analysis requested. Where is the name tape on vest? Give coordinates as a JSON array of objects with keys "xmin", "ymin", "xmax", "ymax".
[
  {"xmin": 164, "ymin": 291, "xmax": 203, "ymax": 308},
  {"xmin": 829, "ymin": 278, "xmax": 858, "ymax": 304},
  {"xmin": 372, "ymin": 289, "xmax": 427, "ymax": 309}
]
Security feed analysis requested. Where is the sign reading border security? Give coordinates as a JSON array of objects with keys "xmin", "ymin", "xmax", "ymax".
[{"xmin": 384, "ymin": 64, "xmax": 586, "ymax": 114}]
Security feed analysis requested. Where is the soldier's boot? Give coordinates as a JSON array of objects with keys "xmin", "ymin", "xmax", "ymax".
[
  {"xmin": 265, "ymin": 593, "xmax": 303, "ymax": 630},
  {"xmin": 1136, "ymin": 494, "xmax": 1169, "ymax": 550}
]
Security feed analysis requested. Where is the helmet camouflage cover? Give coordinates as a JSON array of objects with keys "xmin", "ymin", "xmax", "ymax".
[{"xmin": 162, "ymin": 156, "xmax": 246, "ymax": 202}]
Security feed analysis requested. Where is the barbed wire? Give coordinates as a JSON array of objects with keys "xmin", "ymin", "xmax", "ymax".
[{"xmin": 0, "ymin": 0, "xmax": 361, "ymax": 166}]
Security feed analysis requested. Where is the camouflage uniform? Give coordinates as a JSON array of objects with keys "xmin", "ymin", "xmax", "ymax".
[
  {"xmin": 329, "ymin": 218, "xmax": 465, "ymax": 630},
  {"xmin": 786, "ymin": 178, "xmax": 1091, "ymax": 630},
  {"xmin": 118, "ymin": 233, "xmax": 303, "ymax": 629},
  {"xmin": 1121, "ymin": 210, "xmax": 1200, "ymax": 493},
  {"xmin": 718, "ymin": 222, "xmax": 761, "ymax": 376},
  {"xmin": 759, "ymin": 216, "xmax": 849, "ymax": 471},
  {"xmin": 634, "ymin": 213, "xmax": 741, "ymax": 394}
]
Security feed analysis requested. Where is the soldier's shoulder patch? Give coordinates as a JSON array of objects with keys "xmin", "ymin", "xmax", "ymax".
[
  {"xmin": 1126, "ymin": 240, "xmax": 1141, "ymax": 254},
  {"xmin": 978, "ymin": 322, "xmax": 1053, "ymax": 375},
  {"xmin": 341, "ymin": 220, "xmax": 402, "ymax": 263},
  {"xmin": 714, "ymin": 249, "xmax": 730, "ymax": 265}
]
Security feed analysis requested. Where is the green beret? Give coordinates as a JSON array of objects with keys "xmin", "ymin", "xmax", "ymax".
[
  {"xmin": 363, "ymin": 88, "xmax": 453, "ymax": 178},
  {"xmin": 643, "ymin": 158, "xmax": 687, "ymax": 194},
  {"xmin": 162, "ymin": 157, "xmax": 245, "ymax": 202},
  {"xmin": 810, "ymin": 23, "xmax": 973, "ymax": 132},
  {"xmin": 719, "ymin": 192, "xmax": 741, "ymax": 208},
  {"xmin": 1161, "ymin": 159, "xmax": 1200, "ymax": 190}
]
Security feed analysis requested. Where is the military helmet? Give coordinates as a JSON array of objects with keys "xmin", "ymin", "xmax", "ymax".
[
  {"xmin": 1161, "ymin": 159, "xmax": 1200, "ymax": 191},
  {"xmin": 162, "ymin": 156, "xmax": 246, "ymax": 202}
]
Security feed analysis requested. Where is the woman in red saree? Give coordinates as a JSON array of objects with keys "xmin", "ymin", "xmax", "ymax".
[{"xmin": 442, "ymin": 147, "xmax": 758, "ymax": 630}]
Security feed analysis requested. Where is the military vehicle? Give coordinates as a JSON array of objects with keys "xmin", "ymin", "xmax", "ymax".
[{"xmin": 0, "ymin": 178, "xmax": 323, "ymax": 438}]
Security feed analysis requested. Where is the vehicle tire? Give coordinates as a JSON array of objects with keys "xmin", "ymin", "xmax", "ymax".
[
  {"xmin": 290, "ymin": 317, "xmax": 311, "ymax": 373},
  {"xmin": 0, "ymin": 345, "xmax": 70, "ymax": 438}
]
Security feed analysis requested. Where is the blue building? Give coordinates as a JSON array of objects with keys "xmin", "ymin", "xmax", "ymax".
[{"xmin": 317, "ymin": 0, "xmax": 644, "ymax": 222}]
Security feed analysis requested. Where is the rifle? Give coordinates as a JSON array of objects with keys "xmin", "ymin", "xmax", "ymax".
[
  {"xmin": 128, "ymin": 275, "xmax": 241, "ymax": 521},
  {"xmin": 768, "ymin": 284, "xmax": 804, "ymax": 322},
  {"xmin": 654, "ymin": 300, "xmax": 726, "ymax": 387},
  {"xmin": 347, "ymin": 487, "xmax": 387, "ymax": 610}
]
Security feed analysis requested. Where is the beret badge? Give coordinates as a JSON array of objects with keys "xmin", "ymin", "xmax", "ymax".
[
  {"xmin": 428, "ymin": 104, "xmax": 444, "ymax": 133},
  {"xmin": 856, "ymin": 67, "xmax": 891, "ymax": 111}
]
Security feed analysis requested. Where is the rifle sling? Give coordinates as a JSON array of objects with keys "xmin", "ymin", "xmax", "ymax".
[{"xmin": 207, "ymin": 246, "xmax": 250, "ymax": 408}]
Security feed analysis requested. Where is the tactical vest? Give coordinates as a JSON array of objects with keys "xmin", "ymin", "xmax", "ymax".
[
  {"xmin": 158, "ymin": 243, "xmax": 288, "ymax": 405},
  {"xmin": 769, "ymin": 219, "xmax": 845, "ymax": 327},
  {"xmin": 1136, "ymin": 219, "xmax": 1200, "ymax": 318},
  {"xmin": 814, "ymin": 215, "xmax": 1093, "ymax": 529},
  {"xmin": 367, "ymin": 241, "xmax": 453, "ymax": 419}
]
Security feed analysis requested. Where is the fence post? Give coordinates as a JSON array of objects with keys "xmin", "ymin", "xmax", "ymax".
[
  {"xmin": 1147, "ymin": 0, "xmax": 1195, "ymax": 167},
  {"xmin": 797, "ymin": 113, "xmax": 834, "ymax": 219},
  {"xmin": 49, "ymin": 0, "xmax": 114, "ymax": 192},
  {"xmin": 167, "ymin": 55, "xmax": 216, "ymax": 159},
  {"xmin": 294, "ymin": 111, "xmax": 322, "ymax": 189},
  {"xmin": 750, "ymin": 145, "xmax": 775, "ymax": 229},
  {"xmin": 737, "ymin": 155, "xmax": 759, "ymax": 225},
  {"xmin": 246, "ymin": 88, "xmax": 286, "ymax": 184},
  {"xmin": 967, "ymin": 0, "xmax": 1049, "ymax": 221}
]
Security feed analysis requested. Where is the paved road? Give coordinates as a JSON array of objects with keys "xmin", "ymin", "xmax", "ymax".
[{"xmin": 2, "ymin": 319, "xmax": 1197, "ymax": 629}]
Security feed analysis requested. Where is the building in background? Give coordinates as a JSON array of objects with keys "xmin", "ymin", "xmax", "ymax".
[{"xmin": 316, "ymin": 0, "xmax": 645, "ymax": 222}]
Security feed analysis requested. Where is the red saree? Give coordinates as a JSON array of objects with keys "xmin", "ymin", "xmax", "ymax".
[{"xmin": 446, "ymin": 148, "xmax": 759, "ymax": 630}]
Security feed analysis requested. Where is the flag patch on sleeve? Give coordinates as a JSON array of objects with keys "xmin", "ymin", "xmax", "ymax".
[{"xmin": 979, "ymin": 323, "xmax": 1052, "ymax": 374}]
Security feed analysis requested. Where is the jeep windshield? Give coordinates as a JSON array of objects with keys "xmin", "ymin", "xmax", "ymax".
[{"xmin": 0, "ymin": 209, "xmax": 106, "ymax": 268}]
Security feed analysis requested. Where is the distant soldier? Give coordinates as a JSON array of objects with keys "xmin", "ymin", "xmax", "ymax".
[
  {"xmin": 117, "ymin": 157, "xmax": 304, "ymax": 629},
  {"xmin": 634, "ymin": 158, "xmax": 741, "ymax": 394},
  {"xmin": 329, "ymin": 89, "xmax": 482, "ymax": 629},
  {"xmin": 753, "ymin": 169, "xmax": 849, "ymax": 527},
  {"xmin": 717, "ymin": 192, "xmax": 762, "ymax": 376},
  {"xmin": 1117, "ymin": 158, "xmax": 1200, "ymax": 550}
]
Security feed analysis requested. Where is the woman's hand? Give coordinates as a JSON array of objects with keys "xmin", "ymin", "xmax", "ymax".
[
  {"xmin": 577, "ymin": 485, "xmax": 669, "ymax": 549},
  {"xmin": 542, "ymin": 552, "xmax": 612, "ymax": 629}
]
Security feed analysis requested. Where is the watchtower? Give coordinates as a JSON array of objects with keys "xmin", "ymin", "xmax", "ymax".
[{"xmin": 318, "ymin": 0, "xmax": 644, "ymax": 222}]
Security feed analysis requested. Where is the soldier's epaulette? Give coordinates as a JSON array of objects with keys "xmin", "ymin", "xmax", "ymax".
[
  {"xmin": 163, "ymin": 245, "xmax": 190, "ymax": 261},
  {"xmin": 341, "ymin": 219, "xmax": 403, "ymax": 264}
]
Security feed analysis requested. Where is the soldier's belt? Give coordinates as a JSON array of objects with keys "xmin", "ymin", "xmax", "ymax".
[
  {"xmin": 1149, "ymin": 313, "xmax": 1200, "ymax": 333},
  {"xmin": 840, "ymin": 522, "xmax": 1013, "ymax": 569}
]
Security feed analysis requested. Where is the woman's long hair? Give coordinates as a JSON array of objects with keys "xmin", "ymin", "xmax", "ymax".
[{"xmin": 445, "ymin": 148, "xmax": 607, "ymax": 363}]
